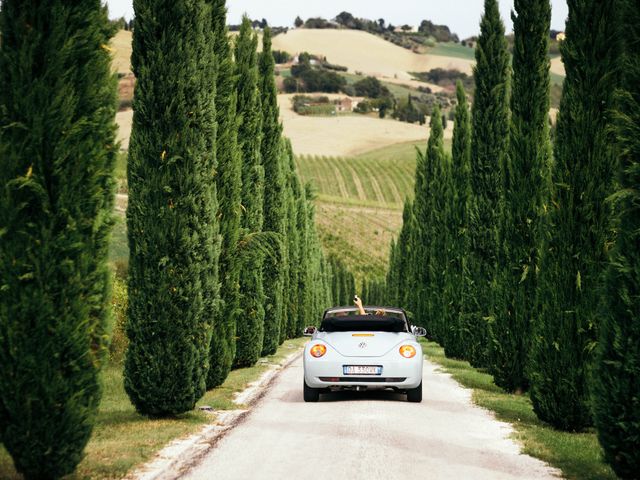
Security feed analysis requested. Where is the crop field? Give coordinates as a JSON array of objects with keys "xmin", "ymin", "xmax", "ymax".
[
  {"xmin": 428, "ymin": 42, "xmax": 477, "ymax": 61},
  {"xmin": 272, "ymin": 29, "xmax": 474, "ymax": 80},
  {"xmin": 111, "ymin": 29, "xmax": 132, "ymax": 74},
  {"xmin": 298, "ymin": 140, "xmax": 452, "ymax": 281},
  {"xmin": 296, "ymin": 139, "xmax": 452, "ymax": 208}
]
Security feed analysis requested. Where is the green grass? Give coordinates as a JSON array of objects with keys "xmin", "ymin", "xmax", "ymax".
[
  {"xmin": 114, "ymin": 151, "xmax": 127, "ymax": 193},
  {"xmin": 427, "ymin": 42, "xmax": 476, "ymax": 61},
  {"xmin": 0, "ymin": 337, "xmax": 308, "ymax": 479},
  {"xmin": 108, "ymin": 213, "xmax": 128, "ymax": 267},
  {"xmin": 550, "ymin": 71, "xmax": 565, "ymax": 87},
  {"xmin": 422, "ymin": 340, "xmax": 616, "ymax": 480}
]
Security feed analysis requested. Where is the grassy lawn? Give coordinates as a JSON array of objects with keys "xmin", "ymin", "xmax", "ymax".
[
  {"xmin": 427, "ymin": 42, "xmax": 476, "ymax": 61},
  {"xmin": 0, "ymin": 338, "xmax": 308, "ymax": 479},
  {"xmin": 422, "ymin": 340, "xmax": 616, "ymax": 480}
]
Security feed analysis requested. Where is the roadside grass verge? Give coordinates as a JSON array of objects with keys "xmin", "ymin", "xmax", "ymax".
[
  {"xmin": 0, "ymin": 338, "xmax": 307, "ymax": 479},
  {"xmin": 422, "ymin": 340, "xmax": 616, "ymax": 480}
]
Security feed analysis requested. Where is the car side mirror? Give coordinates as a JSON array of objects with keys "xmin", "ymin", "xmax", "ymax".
[
  {"xmin": 303, "ymin": 326, "xmax": 317, "ymax": 336},
  {"xmin": 412, "ymin": 326, "xmax": 427, "ymax": 337}
]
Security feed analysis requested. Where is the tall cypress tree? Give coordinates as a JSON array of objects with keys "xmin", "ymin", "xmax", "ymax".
[
  {"xmin": 425, "ymin": 106, "xmax": 448, "ymax": 342},
  {"xmin": 529, "ymin": 0, "xmax": 619, "ymax": 431},
  {"xmin": 0, "ymin": 3, "xmax": 117, "ymax": 476},
  {"xmin": 260, "ymin": 27, "xmax": 286, "ymax": 355},
  {"xmin": 443, "ymin": 81, "xmax": 472, "ymax": 359},
  {"xmin": 285, "ymin": 141, "xmax": 302, "ymax": 339},
  {"xmin": 207, "ymin": 0, "xmax": 242, "ymax": 389},
  {"xmin": 489, "ymin": 0, "xmax": 552, "ymax": 392},
  {"xmin": 125, "ymin": 0, "xmax": 217, "ymax": 416},
  {"xmin": 465, "ymin": 0, "xmax": 510, "ymax": 367},
  {"xmin": 234, "ymin": 16, "xmax": 266, "ymax": 368},
  {"xmin": 593, "ymin": 1, "xmax": 640, "ymax": 473},
  {"xmin": 411, "ymin": 121, "xmax": 433, "ymax": 330},
  {"xmin": 396, "ymin": 200, "xmax": 415, "ymax": 311},
  {"xmin": 296, "ymin": 189, "xmax": 311, "ymax": 334}
]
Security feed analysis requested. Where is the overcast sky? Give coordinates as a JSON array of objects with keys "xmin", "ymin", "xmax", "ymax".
[{"xmin": 105, "ymin": 0, "xmax": 569, "ymax": 39}]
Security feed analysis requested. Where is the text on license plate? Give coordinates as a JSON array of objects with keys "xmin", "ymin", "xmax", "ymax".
[{"xmin": 343, "ymin": 365, "xmax": 383, "ymax": 375}]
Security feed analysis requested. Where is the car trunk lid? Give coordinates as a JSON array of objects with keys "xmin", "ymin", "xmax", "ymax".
[{"xmin": 320, "ymin": 332, "xmax": 408, "ymax": 357}]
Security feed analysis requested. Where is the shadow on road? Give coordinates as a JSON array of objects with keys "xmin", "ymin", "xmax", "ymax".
[{"xmin": 281, "ymin": 388, "xmax": 409, "ymax": 403}]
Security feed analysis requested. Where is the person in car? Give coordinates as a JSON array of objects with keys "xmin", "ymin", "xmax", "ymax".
[{"xmin": 354, "ymin": 295, "xmax": 385, "ymax": 316}]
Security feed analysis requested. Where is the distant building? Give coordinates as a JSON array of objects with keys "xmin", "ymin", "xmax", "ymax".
[
  {"xmin": 335, "ymin": 97, "xmax": 361, "ymax": 113},
  {"xmin": 556, "ymin": 32, "xmax": 566, "ymax": 42}
]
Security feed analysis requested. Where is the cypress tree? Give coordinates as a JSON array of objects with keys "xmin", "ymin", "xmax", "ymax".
[
  {"xmin": 489, "ymin": 0, "xmax": 552, "ymax": 392},
  {"xmin": 425, "ymin": 106, "xmax": 448, "ymax": 343},
  {"xmin": 295, "ymin": 189, "xmax": 310, "ymax": 334},
  {"xmin": 207, "ymin": 0, "xmax": 242, "ymax": 389},
  {"xmin": 593, "ymin": 1, "xmax": 640, "ymax": 473},
  {"xmin": 284, "ymin": 141, "xmax": 300, "ymax": 340},
  {"xmin": 0, "ymin": 2, "xmax": 117, "ymax": 476},
  {"xmin": 443, "ymin": 81, "xmax": 472, "ymax": 359},
  {"xmin": 260, "ymin": 27, "xmax": 286, "ymax": 355},
  {"xmin": 465, "ymin": 0, "xmax": 510, "ymax": 367},
  {"xmin": 411, "ymin": 125, "xmax": 432, "ymax": 330},
  {"xmin": 234, "ymin": 16, "xmax": 266, "ymax": 368},
  {"xmin": 386, "ymin": 238, "xmax": 398, "ymax": 305},
  {"xmin": 396, "ymin": 200, "xmax": 415, "ymax": 311},
  {"xmin": 125, "ymin": 0, "xmax": 218, "ymax": 416},
  {"xmin": 529, "ymin": 0, "xmax": 619, "ymax": 431}
]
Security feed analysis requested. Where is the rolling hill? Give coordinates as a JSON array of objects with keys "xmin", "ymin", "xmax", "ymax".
[{"xmin": 272, "ymin": 29, "xmax": 474, "ymax": 80}]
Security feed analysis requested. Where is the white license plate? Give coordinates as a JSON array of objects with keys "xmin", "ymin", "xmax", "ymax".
[{"xmin": 343, "ymin": 365, "xmax": 382, "ymax": 375}]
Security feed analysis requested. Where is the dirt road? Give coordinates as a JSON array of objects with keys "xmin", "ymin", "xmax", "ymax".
[{"xmin": 183, "ymin": 356, "xmax": 558, "ymax": 480}]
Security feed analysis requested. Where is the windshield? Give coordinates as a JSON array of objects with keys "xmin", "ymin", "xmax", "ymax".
[
  {"xmin": 324, "ymin": 308, "xmax": 406, "ymax": 320},
  {"xmin": 320, "ymin": 313, "xmax": 409, "ymax": 333}
]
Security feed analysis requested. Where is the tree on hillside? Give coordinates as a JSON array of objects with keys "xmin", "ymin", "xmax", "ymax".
[
  {"xmin": 489, "ymin": 0, "xmax": 552, "ymax": 393},
  {"xmin": 464, "ymin": 0, "xmax": 510, "ymax": 368},
  {"xmin": 529, "ymin": 0, "xmax": 619, "ymax": 431},
  {"xmin": 0, "ymin": 2, "xmax": 117, "ymax": 476},
  {"xmin": 207, "ymin": 0, "xmax": 242, "ymax": 389},
  {"xmin": 295, "ymin": 16, "xmax": 304, "ymax": 28},
  {"xmin": 593, "ymin": 1, "xmax": 640, "ymax": 473},
  {"xmin": 443, "ymin": 81, "xmax": 472, "ymax": 359},
  {"xmin": 260, "ymin": 27, "xmax": 287, "ymax": 355},
  {"xmin": 234, "ymin": 16, "xmax": 266, "ymax": 368},
  {"xmin": 125, "ymin": 0, "xmax": 218, "ymax": 416}
]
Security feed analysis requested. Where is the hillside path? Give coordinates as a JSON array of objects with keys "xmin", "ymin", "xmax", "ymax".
[{"xmin": 183, "ymin": 355, "xmax": 559, "ymax": 480}]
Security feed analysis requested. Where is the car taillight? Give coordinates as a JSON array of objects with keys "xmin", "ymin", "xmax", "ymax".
[
  {"xmin": 310, "ymin": 344, "xmax": 327, "ymax": 358},
  {"xmin": 399, "ymin": 345, "xmax": 416, "ymax": 358}
]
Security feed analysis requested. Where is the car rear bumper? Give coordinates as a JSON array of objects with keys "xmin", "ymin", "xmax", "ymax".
[{"xmin": 304, "ymin": 358, "xmax": 422, "ymax": 389}]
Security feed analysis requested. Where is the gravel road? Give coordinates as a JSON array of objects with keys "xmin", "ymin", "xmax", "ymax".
[{"xmin": 183, "ymin": 356, "xmax": 559, "ymax": 480}]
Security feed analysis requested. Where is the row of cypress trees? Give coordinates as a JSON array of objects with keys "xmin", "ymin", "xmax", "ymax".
[
  {"xmin": 125, "ymin": 0, "xmax": 339, "ymax": 418},
  {"xmin": 385, "ymin": 0, "xmax": 639, "ymax": 475},
  {"xmin": 0, "ymin": 1, "xmax": 119, "ymax": 478},
  {"xmin": 0, "ymin": 1, "xmax": 349, "ymax": 476}
]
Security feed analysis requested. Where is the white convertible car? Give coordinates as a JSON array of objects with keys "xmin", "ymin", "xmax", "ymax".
[{"xmin": 302, "ymin": 306, "xmax": 426, "ymax": 403}]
